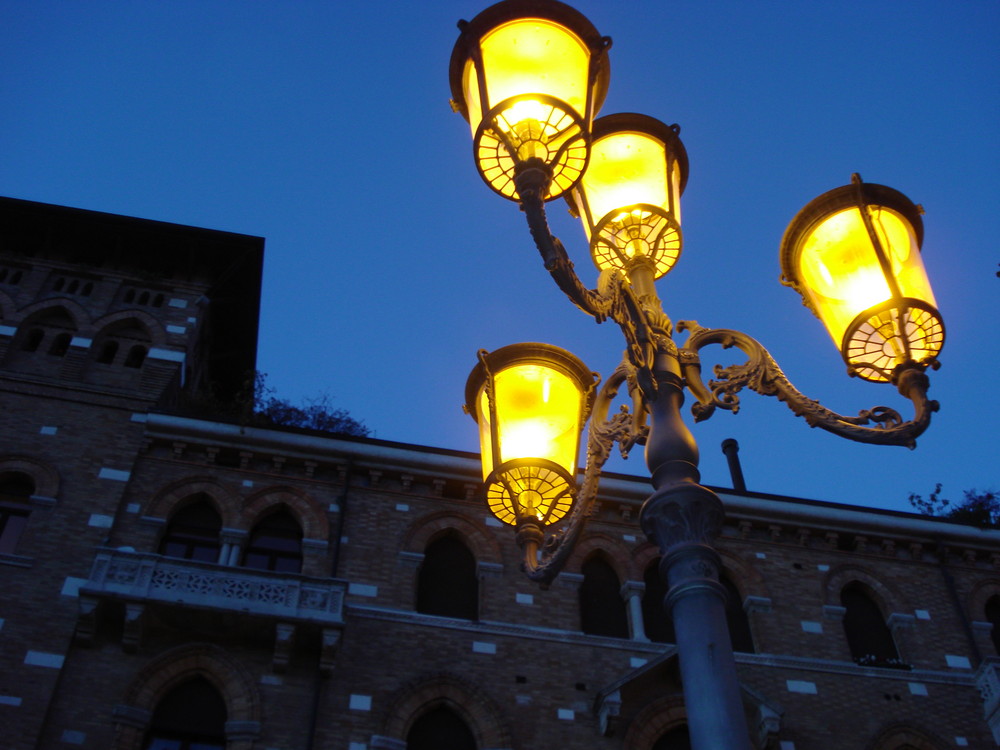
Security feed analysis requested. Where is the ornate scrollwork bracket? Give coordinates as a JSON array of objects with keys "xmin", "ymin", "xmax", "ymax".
[
  {"xmin": 676, "ymin": 320, "xmax": 938, "ymax": 448},
  {"xmin": 518, "ymin": 357, "xmax": 648, "ymax": 587}
]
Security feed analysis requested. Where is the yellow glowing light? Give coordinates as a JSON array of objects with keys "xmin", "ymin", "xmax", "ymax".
[
  {"xmin": 580, "ymin": 132, "xmax": 669, "ymax": 230},
  {"xmin": 478, "ymin": 364, "xmax": 582, "ymax": 480},
  {"xmin": 462, "ymin": 18, "xmax": 590, "ymax": 140},
  {"xmin": 798, "ymin": 206, "xmax": 935, "ymax": 349}
]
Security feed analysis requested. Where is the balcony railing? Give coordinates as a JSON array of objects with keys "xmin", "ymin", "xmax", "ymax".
[{"xmin": 80, "ymin": 548, "xmax": 345, "ymax": 625}]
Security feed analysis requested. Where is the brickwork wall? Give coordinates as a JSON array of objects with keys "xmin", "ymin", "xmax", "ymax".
[{"xmin": 1, "ymin": 205, "xmax": 997, "ymax": 749}]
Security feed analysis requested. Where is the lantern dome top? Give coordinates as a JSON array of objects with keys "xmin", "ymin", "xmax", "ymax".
[
  {"xmin": 464, "ymin": 341, "xmax": 597, "ymax": 419},
  {"xmin": 448, "ymin": 0, "xmax": 611, "ymax": 122}
]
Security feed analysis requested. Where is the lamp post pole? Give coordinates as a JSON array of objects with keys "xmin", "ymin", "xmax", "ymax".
[
  {"xmin": 641, "ymin": 367, "xmax": 750, "ymax": 748},
  {"xmin": 630, "ymin": 253, "xmax": 751, "ymax": 747}
]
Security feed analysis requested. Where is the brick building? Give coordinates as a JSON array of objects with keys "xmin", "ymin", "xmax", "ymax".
[{"xmin": 0, "ymin": 196, "xmax": 998, "ymax": 749}]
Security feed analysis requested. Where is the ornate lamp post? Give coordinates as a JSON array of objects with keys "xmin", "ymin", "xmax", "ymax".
[{"xmin": 452, "ymin": 2, "xmax": 944, "ymax": 748}]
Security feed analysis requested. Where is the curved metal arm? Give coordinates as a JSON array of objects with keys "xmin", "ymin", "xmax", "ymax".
[
  {"xmin": 515, "ymin": 166, "xmax": 677, "ymax": 401},
  {"xmin": 516, "ymin": 166, "xmax": 612, "ymax": 320},
  {"xmin": 518, "ymin": 357, "xmax": 647, "ymax": 587},
  {"xmin": 677, "ymin": 320, "xmax": 938, "ymax": 448}
]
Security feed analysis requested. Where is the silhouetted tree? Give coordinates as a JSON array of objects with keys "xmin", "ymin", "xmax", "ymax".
[
  {"xmin": 908, "ymin": 483, "xmax": 998, "ymax": 529},
  {"xmin": 253, "ymin": 372, "xmax": 369, "ymax": 437}
]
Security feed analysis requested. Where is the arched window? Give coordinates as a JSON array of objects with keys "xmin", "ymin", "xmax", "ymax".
[
  {"xmin": 242, "ymin": 508, "xmax": 303, "ymax": 573},
  {"xmin": 652, "ymin": 724, "xmax": 691, "ymax": 750},
  {"xmin": 144, "ymin": 677, "xmax": 227, "ymax": 750},
  {"xmin": 159, "ymin": 500, "xmax": 221, "ymax": 563},
  {"xmin": 721, "ymin": 574, "xmax": 755, "ymax": 654},
  {"xmin": 985, "ymin": 594, "xmax": 1000, "ymax": 656},
  {"xmin": 407, "ymin": 705, "xmax": 477, "ymax": 750},
  {"xmin": 416, "ymin": 534, "xmax": 479, "ymax": 620},
  {"xmin": 580, "ymin": 554, "xmax": 629, "ymax": 638},
  {"xmin": 841, "ymin": 582, "xmax": 900, "ymax": 666},
  {"xmin": 642, "ymin": 560, "xmax": 675, "ymax": 643},
  {"xmin": 0, "ymin": 472, "xmax": 34, "ymax": 555}
]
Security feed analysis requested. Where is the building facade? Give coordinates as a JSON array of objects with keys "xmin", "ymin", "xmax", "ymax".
[{"xmin": 1, "ymin": 196, "xmax": 998, "ymax": 749}]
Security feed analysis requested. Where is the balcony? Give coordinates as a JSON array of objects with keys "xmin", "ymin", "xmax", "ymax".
[{"xmin": 76, "ymin": 548, "xmax": 345, "ymax": 671}]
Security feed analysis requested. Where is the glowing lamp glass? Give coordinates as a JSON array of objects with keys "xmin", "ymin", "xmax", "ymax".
[
  {"xmin": 567, "ymin": 114, "xmax": 688, "ymax": 279},
  {"xmin": 781, "ymin": 180, "xmax": 944, "ymax": 382},
  {"xmin": 465, "ymin": 343, "xmax": 594, "ymax": 526},
  {"xmin": 449, "ymin": 1, "xmax": 610, "ymax": 201}
]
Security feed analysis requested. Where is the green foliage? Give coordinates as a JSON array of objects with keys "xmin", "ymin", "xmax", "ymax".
[
  {"xmin": 908, "ymin": 483, "xmax": 999, "ymax": 528},
  {"xmin": 252, "ymin": 372, "xmax": 370, "ymax": 437}
]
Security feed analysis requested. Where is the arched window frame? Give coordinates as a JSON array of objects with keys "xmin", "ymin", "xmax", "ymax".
[
  {"xmin": 143, "ymin": 676, "xmax": 227, "ymax": 750},
  {"xmin": 840, "ymin": 581, "xmax": 904, "ymax": 668},
  {"xmin": 241, "ymin": 506, "xmax": 304, "ymax": 574},
  {"xmin": 406, "ymin": 704, "xmax": 477, "ymax": 750},
  {"xmin": 0, "ymin": 471, "xmax": 35, "ymax": 557},
  {"xmin": 416, "ymin": 532, "xmax": 479, "ymax": 621},
  {"xmin": 159, "ymin": 499, "xmax": 223, "ymax": 563},
  {"xmin": 579, "ymin": 553, "xmax": 629, "ymax": 638}
]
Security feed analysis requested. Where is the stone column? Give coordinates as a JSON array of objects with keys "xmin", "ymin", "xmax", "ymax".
[
  {"xmin": 640, "ymin": 372, "xmax": 751, "ymax": 750},
  {"xmin": 621, "ymin": 581, "xmax": 649, "ymax": 642},
  {"xmin": 220, "ymin": 528, "xmax": 246, "ymax": 566}
]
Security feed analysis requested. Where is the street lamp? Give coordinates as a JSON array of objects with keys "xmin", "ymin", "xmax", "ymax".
[{"xmin": 451, "ymin": 2, "xmax": 943, "ymax": 748}]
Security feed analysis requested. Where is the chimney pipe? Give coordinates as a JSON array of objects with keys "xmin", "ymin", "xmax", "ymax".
[{"xmin": 721, "ymin": 438, "xmax": 746, "ymax": 492}]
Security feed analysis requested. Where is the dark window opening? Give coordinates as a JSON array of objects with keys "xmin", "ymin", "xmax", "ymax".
[
  {"xmin": 159, "ymin": 499, "xmax": 221, "ymax": 563},
  {"xmin": 143, "ymin": 677, "xmax": 227, "ymax": 750},
  {"xmin": 154, "ymin": 293, "xmax": 165, "ymax": 307},
  {"xmin": 53, "ymin": 277, "xmax": 65, "ymax": 292},
  {"xmin": 721, "ymin": 575, "xmax": 755, "ymax": 654},
  {"xmin": 579, "ymin": 555, "xmax": 629, "ymax": 638},
  {"xmin": 0, "ymin": 268, "xmax": 7, "ymax": 283},
  {"xmin": 10, "ymin": 270, "xmax": 22, "ymax": 284},
  {"xmin": 0, "ymin": 472, "xmax": 34, "ymax": 556},
  {"xmin": 652, "ymin": 725, "xmax": 691, "ymax": 750},
  {"xmin": 138, "ymin": 291, "xmax": 150, "ymax": 305},
  {"xmin": 21, "ymin": 328, "xmax": 44, "ymax": 352},
  {"xmin": 642, "ymin": 560, "xmax": 675, "ymax": 643},
  {"xmin": 986, "ymin": 595, "xmax": 1000, "ymax": 656},
  {"xmin": 124, "ymin": 289, "xmax": 136, "ymax": 303},
  {"xmin": 841, "ymin": 582, "xmax": 901, "ymax": 667},
  {"xmin": 47, "ymin": 332, "xmax": 71, "ymax": 357},
  {"xmin": 242, "ymin": 508, "xmax": 303, "ymax": 573},
  {"xmin": 416, "ymin": 534, "xmax": 479, "ymax": 620},
  {"xmin": 406, "ymin": 706, "xmax": 477, "ymax": 750},
  {"xmin": 96, "ymin": 341, "xmax": 119, "ymax": 365},
  {"xmin": 124, "ymin": 345, "xmax": 147, "ymax": 368},
  {"xmin": 67, "ymin": 280, "xmax": 79, "ymax": 294}
]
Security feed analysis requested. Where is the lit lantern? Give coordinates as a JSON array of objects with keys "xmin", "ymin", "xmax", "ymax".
[
  {"xmin": 449, "ymin": 0, "xmax": 611, "ymax": 201},
  {"xmin": 780, "ymin": 175, "xmax": 944, "ymax": 382},
  {"xmin": 567, "ymin": 113, "xmax": 688, "ymax": 279},
  {"xmin": 464, "ymin": 343, "xmax": 596, "ymax": 526}
]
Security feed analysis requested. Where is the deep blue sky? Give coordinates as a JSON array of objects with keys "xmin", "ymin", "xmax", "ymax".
[{"xmin": 2, "ymin": 2, "xmax": 997, "ymax": 514}]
